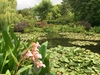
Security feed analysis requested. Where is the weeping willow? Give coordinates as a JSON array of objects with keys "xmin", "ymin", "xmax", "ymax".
[{"xmin": 0, "ymin": 0, "xmax": 23, "ymax": 29}]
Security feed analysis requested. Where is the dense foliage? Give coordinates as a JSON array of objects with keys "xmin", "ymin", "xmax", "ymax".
[
  {"xmin": 0, "ymin": 25, "xmax": 50, "ymax": 75},
  {"xmin": 14, "ymin": 21, "xmax": 28, "ymax": 32},
  {"xmin": 48, "ymin": 46, "xmax": 100, "ymax": 75},
  {"xmin": 64, "ymin": 0, "xmax": 100, "ymax": 26},
  {"xmin": 33, "ymin": 0, "xmax": 53, "ymax": 20},
  {"xmin": 0, "ymin": 0, "xmax": 100, "ymax": 74},
  {"xmin": 0, "ymin": 0, "xmax": 23, "ymax": 29},
  {"xmin": 46, "ymin": 5, "xmax": 61, "ymax": 20}
]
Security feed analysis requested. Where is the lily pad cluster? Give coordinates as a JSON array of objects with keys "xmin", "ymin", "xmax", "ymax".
[
  {"xmin": 15, "ymin": 32, "xmax": 100, "ymax": 42},
  {"xmin": 15, "ymin": 32, "xmax": 47, "ymax": 42},
  {"xmin": 60, "ymin": 32, "xmax": 100, "ymax": 40},
  {"xmin": 70, "ymin": 41, "xmax": 97, "ymax": 46},
  {"xmin": 47, "ymin": 46, "xmax": 100, "ymax": 75}
]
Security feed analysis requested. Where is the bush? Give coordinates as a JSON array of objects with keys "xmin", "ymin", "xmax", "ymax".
[
  {"xmin": 37, "ymin": 20, "xmax": 46, "ymax": 28},
  {"xmin": 24, "ymin": 27, "xmax": 43, "ymax": 33},
  {"xmin": 24, "ymin": 17, "xmax": 37, "ymax": 27},
  {"xmin": 73, "ymin": 26, "xmax": 85, "ymax": 33},
  {"xmin": 43, "ymin": 26, "xmax": 55, "ymax": 33},
  {"xmin": 58, "ymin": 25, "xmax": 85, "ymax": 33},
  {"xmin": 14, "ymin": 21, "xmax": 28, "ymax": 32},
  {"xmin": 75, "ymin": 21, "xmax": 91, "ymax": 31},
  {"xmin": 47, "ymin": 18, "xmax": 69, "ymax": 25},
  {"xmin": 43, "ymin": 25, "xmax": 59, "ymax": 33},
  {"xmin": 42, "ymin": 24, "xmax": 85, "ymax": 33},
  {"xmin": 58, "ymin": 25, "xmax": 71, "ymax": 32},
  {"xmin": 90, "ymin": 26, "xmax": 100, "ymax": 33}
]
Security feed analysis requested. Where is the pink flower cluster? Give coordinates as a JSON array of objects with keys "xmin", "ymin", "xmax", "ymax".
[{"xmin": 24, "ymin": 42, "xmax": 46, "ymax": 68}]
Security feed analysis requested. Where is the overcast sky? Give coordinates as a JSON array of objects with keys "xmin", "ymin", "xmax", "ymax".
[{"xmin": 16, "ymin": 0, "xmax": 62, "ymax": 10}]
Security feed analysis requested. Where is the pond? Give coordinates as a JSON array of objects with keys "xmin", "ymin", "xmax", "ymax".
[
  {"xmin": 39, "ymin": 32, "xmax": 100, "ymax": 53},
  {"xmin": 1, "ymin": 32, "xmax": 99, "ymax": 54}
]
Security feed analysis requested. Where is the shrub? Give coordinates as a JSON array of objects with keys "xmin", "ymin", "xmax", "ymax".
[
  {"xmin": 75, "ymin": 20, "xmax": 91, "ymax": 31},
  {"xmin": 58, "ymin": 25, "xmax": 71, "ymax": 32},
  {"xmin": 36, "ymin": 20, "xmax": 47, "ymax": 28},
  {"xmin": 47, "ymin": 14, "xmax": 74, "ymax": 25},
  {"xmin": 14, "ymin": 21, "xmax": 28, "ymax": 32},
  {"xmin": 43, "ymin": 25, "xmax": 59, "ymax": 33},
  {"xmin": 24, "ymin": 17, "xmax": 37, "ymax": 27},
  {"xmin": 24, "ymin": 27, "xmax": 43, "ymax": 33},
  {"xmin": 58, "ymin": 25, "xmax": 85, "ymax": 33},
  {"xmin": 56, "ymin": 18, "xmax": 70, "ymax": 25},
  {"xmin": 47, "ymin": 18, "xmax": 70, "ymax": 25},
  {"xmin": 37, "ymin": 20, "xmax": 45, "ymax": 27},
  {"xmin": 90, "ymin": 26, "xmax": 100, "ymax": 33},
  {"xmin": 73, "ymin": 26, "xmax": 85, "ymax": 33},
  {"xmin": 43, "ymin": 26, "xmax": 54, "ymax": 33}
]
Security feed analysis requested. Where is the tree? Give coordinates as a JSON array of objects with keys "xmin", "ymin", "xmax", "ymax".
[
  {"xmin": 61, "ymin": 0, "xmax": 72, "ymax": 16},
  {"xmin": 57, "ymin": 0, "xmax": 74, "ymax": 24},
  {"xmin": 65, "ymin": 0, "xmax": 100, "ymax": 25},
  {"xmin": 33, "ymin": 0, "xmax": 53, "ymax": 20},
  {"xmin": 18, "ymin": 8, "xmax": 33, "ymax": 17},
  {"xmin": 46, "ymin": 4, "xmax": 61, "ymax": 20},
  {"xmin": 0, "ymin": 0, "xmax": 23, "ymax": 29}
]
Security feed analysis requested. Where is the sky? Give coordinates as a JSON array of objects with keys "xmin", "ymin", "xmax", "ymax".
[{"xmin": 16, "ymin": 0, "xmax": 62, "ymax": 10}]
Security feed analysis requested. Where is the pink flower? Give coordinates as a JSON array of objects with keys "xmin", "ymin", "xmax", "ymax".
[
  {"xmin": 32, "ymin": 42, "xmax": 40, "ymax": 47},
  {"xmin": 36, "ymin": 61, "xmax": 46, "ymax": 68},
  {"xmin": 32, "ymin": 47, "xmax": 38, "ymax": 52},
  {"xmin": 32, "ymin": 57, "xmax": 35, "ymax": 61},
  {"xmin": 31, "ymin": 53, "xmax": 42, "ymax": 62},
  {"xmin": 23, "ymin": 42, "xmax": 46, "ymax": 69},
  {"xmin": 24, "ymin": 50, "xmax": 33, "ymax": 58},
  {"xmin": 34, "ymin": 53, "xmax": 42, "ymax": 59}
]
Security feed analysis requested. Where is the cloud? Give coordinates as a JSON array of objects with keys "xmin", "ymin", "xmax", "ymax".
[
  {"xmin": 51, "ymin": 0, "xmax": 62, "ymax": 5},
  {"xmin": 16, "ymin": 0, "xmax": 62, "ymax": 10},
  {"xmin": 16, "ymin": 0, "xmax": 39, "ymax": 9}
]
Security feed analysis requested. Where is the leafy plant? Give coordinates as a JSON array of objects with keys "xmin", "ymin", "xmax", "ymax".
[
  {"xmin": 90, "ymin": 26, "xmax": 100, "ymax": 33},
  {"xmin": 0, "ymin": 25, "xmax": 50, "ymax": 75},
  {"xmin": 14, "ymin": 21, "xmax": 28, "ymax": 32},
  {"xmin": 58, "ymin": 25, "xmax": 85, "ymax": 33},
  {"xmin": 47, "ymin": 46, "xmax": 100, "ymax": 75}
]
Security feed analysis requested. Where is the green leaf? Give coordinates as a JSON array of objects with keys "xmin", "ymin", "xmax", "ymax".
[
  {"xmin": 0, "ymin": 52, "xmax": 9, "ymax": 73},
  {"xmin": 38, "ymin": 53, "xmax": 50, "ymax": 75},
  {"xmin": 0, "ymin": 53, "xmax": 3, "ymax": 68},
  {"xmin": 10, "ymin": 49, "xmax": 19, "ymax": 65},
  {"xmin": 14, "ymin": 38, "xmax": 20, "ymax": 53},
  {"xmin": 6, "ymin": 70, "xmax": 11, "ymax": 75},
  {"xmin": 9, "ymin": 28, "xmax": 19, "ymax": 47},
  {"xmin": 9, "ymin": 28, "xmax": 21, "ymax": 57},
  {"xmin": 17, "ymin": 65, "xmax": 32, "ymax": 75},
  {"xmin": 2, "ymin": 25, "xmax": 13, "ymax": 49},
  {"xmin": 39, "ymin": 41, "xmax": 48, "ymax": 61},
  {"xmin": 57, "ymin": 67, "xmax": 65, "ymax": 72}
]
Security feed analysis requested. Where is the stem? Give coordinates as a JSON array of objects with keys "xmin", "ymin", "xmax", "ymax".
[{"xmin": 14, "ymin": 56, "xmax": 24, "ymax": 75}]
